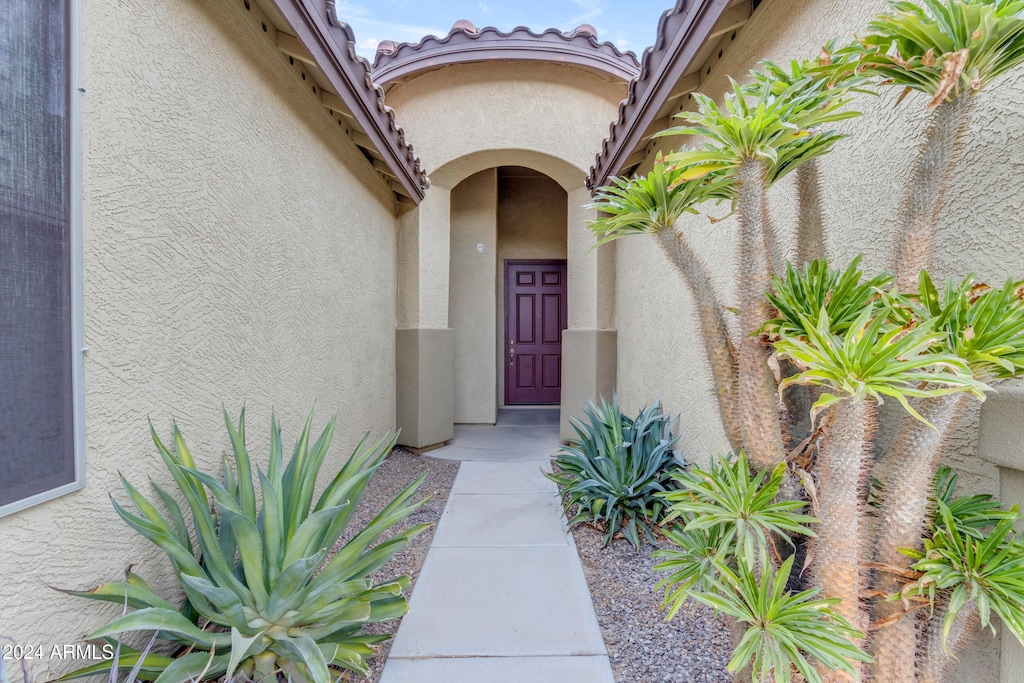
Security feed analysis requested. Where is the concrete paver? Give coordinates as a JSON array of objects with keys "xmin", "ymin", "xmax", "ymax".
[
  {"xmin": 450, "ymin": 460, "xmax": 557, "ymax": 495},
  {"xmin": 380, "ymin": 410, "xmax": 612, "ymax": 682},
  {"xmin": 379, "ymin": 656, "xmax": 615, "ymax": 682},
  {"xmin": 431, "ymin": 493, "xmax": 568, "ymax": 547}
]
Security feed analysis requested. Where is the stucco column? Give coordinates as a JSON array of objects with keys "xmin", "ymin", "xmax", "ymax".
[
  {"xmin": 976, "ymin": 383, "xmax": 1024, "ymax": 683},
  {"xmin": 395, "ymin": 188, "xmax": 454, "ymax": 448},
  {"xmin": 561, "ymin": 186, "xmax": 617, "ymax": 439}
]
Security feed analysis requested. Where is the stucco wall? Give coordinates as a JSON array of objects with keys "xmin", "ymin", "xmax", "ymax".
[
  {"xmin": 0, "ymin": 0, "xmax": 399, "ymax": 665},
  {"xmin": 450, "ymin": 169, "xmax": 498, "ymax": 423},
  {"xmin": 382, "ymin": 61, "xmax": 627, "ymax": 185},
  {"xmin": 496, "ymin": 169, "xmax": 568, "ymax": 406},
  {"xmin": 613, "ymin": 0, "xmax": 1024, "ymax": 680}
]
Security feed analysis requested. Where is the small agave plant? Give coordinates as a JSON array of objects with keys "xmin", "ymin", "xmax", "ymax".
[
  {"xmin": 57, "ymin": 409, "xmax": 427, "ymax": 683},
  {"xmin": 546, "ymin": 394, "xmax": 680, "ymax": 548}
]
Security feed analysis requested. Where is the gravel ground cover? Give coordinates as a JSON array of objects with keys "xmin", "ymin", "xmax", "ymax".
[
  {"xmin": 570, "ymin": 522, "xmax": 732, "ymax": 682},
  {"xmin": 336, "ymin": 447, "xmax": 459, "ymax": 682}
]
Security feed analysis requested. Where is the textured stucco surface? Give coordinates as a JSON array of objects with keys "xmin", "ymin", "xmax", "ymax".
[
  {"xmin": 383, "ymin": 61, "xmax": 626, "ymax": 184},
  {"xmin": 450, "ymin": 170, "xmax": 498, "ymax": 423},
  {"xmin": 613, "ymin": 1, "xmax": 1023, "ymax": 679},
  {"xmin": 0, "ymin": 0, "xmax": 398, "ymax": 665},
  {"xmin": 495, "ymin": 170, "xmax": 568, "ymax": 406}
]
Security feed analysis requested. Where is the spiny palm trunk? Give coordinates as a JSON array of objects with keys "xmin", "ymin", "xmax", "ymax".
[
  {"xmin": 656, "ymin": 228, "xmax": 742, "ymax": 453},
  {"xmin": 814, "ymin": 399, "xmax": 876, "ymax": 682},
  {"xmin": 795, "ymin": 159, "xmax": 827, "ymax": 265},
  {"xmin": 918, "ymin": 598, "xmax": 979, "ymax": 683},
  {"xmin": 735, "ymin": 159, "xmax": 787, "ymax": 470},
  {"xmin": 893, "ymin": 96, "xmax": 975, "ymax": 291},
  {"xmin": 870, "ymin": 392, "xmax": 971, "ymax": 683}
]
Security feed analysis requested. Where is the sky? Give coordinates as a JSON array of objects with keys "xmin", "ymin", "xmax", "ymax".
[{"xmin": 333, "ymin": 0, "xmax": 676, "ymax": 61}]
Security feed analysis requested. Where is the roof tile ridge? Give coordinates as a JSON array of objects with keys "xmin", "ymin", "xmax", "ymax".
[
  {"xmin": 325, "ymin": 0, "xmax": 428, "ymax": 189},
  {"xmin": 373, "ymin": 21, "xmax": 639, "ymax": 70},
  {"xmin": 588, "ymin": 0, "xmax": 690, "ymax": 189}
]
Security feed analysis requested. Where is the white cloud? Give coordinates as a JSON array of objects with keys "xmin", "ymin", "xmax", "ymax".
[
  {"xmin": 566, "ymin": 0, "xmax": 606, "ymax": 26},
  {"xmin": 615, "ymin": 38, "xmax": 630, "ymax": 51},
  {"xmin": 478, "ymin": 1, "xmax": 492, "ymax": 15}
]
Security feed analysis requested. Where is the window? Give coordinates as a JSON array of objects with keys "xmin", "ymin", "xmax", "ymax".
[{"xmin": 1, "ymin": 0, "xmax": 84, "ymax": 516}]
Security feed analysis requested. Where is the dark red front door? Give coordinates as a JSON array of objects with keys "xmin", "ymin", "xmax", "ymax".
[{"xmin": 505, "ymin": 260, "xmax": 567, "ymax": 404}]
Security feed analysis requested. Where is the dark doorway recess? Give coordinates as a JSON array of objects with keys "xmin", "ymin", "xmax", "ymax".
[{"xmin": 504, "ymin": 259, "xmax": 567, "ymax": 405}]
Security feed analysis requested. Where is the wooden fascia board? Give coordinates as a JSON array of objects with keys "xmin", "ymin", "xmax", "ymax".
[
  {"xmin": 269, "ymin": 0, "xmax": 425, "ymax": 202},
  {"xmin": 590, "ymin": 0, "xmax": 732, "ymax": 191}
]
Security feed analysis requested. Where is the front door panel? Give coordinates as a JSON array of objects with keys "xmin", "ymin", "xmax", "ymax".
[{"xmin": 505, "ymin": 260, "xmax": 567, "ymax": 404}]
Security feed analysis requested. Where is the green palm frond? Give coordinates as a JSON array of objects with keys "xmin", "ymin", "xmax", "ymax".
[
  {"xmin": 901, "ymin": 499, "xmax": 1024, "ymax": 647},
  {"xmin": 586, "ymin": 155, "xmax": 730, "ymax": 247},
  {"xmin": 775, "ymin": 304, "xmax": 987, "ymax": 423},
  {"xmin": 765, "ymin": 256, "xmax": 894, "ymax": 339},
  {"xmin": 858, "ymin": 0, "xmax": 1024, "ymax": 108},
  {"xmin": 661, "ymin": 76, "xmax": 859, "ymax": 186},
  {"xmin": 653, "ymin": 523, "xmax": 730, "ymax": 621},
  {"xmin": 748, "ymin": 39, "xmax": 875, "ymax": 94},
  {"xmin": 913, "ymin": 272, "xmax": 1024, "ymax": 380},
  {"xmin": 693, "ymin": 556, "xmax": 872, "ymax": 683},
  {"xmin": 659, "ymin": 451, "xmax": 816, "ymax": 571}
]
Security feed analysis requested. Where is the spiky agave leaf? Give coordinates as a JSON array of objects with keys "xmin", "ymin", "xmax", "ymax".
[
  {"xmin": 59, "ymin": 410, "xmax": 428, "ymax": 683},
  {"xmin": 545, "ymin": 395, "xmax": 680, "ymax": 548},
  {"xmin": 693, "ymin": 556, "xmax": 871, "ymax": 683}
]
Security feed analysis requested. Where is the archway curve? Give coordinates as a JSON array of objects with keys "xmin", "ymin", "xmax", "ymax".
[{"xmin": 429, "ymin": 148, "xmax": 587, "ymax": 193}]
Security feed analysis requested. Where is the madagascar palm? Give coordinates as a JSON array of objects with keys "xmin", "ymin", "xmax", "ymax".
[
  {"xmin": 870, "ymin": 274, "xmax": 1024, "ymax": 680},
  {"xmin": 692, "ymin": 557, "xmax": 871, "ymax": 683},
  {"xmin": 658, "ymin": 76, "xmax": 856, "ymax": 471},
  {"xmin": 857, "ymin": 0, "xmax": 1024, "ymax": 288},
  {"xmin": 588, "ymin": 159, "xmax": 742, "ymax": 452},
  {"xmin": 745, "ymin": 46, "xmax": 871, "ymax": 265},
  {"xmin": 902, "ymin": 501, "xmax": 1024, "ymax": 682},
  {"xmin": 775, "ymin": 303, "xmax": 985, "ymax": 681}
]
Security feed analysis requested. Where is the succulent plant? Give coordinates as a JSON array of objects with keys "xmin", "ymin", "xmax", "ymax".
[{"xmin": 57, "ymin": 409, "xmax": 428, "ymax": 683}]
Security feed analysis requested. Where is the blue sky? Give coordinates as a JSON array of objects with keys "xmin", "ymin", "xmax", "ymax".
[{"xmin": 334, "ymin": 0, "xmax": 675, "ymax": 61}]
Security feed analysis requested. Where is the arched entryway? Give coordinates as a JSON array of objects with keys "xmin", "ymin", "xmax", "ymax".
[
  {"xmin": 395, "ymin": 149, "xmax": 616, "ymax": 447},
  {"xmin": 448, "ymin": 166, "xmax": 568, "ymax": 424}
]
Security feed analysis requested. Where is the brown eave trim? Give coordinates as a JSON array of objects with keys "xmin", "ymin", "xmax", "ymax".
[
  {"xmin": 270, "ymin": 0, "xmax": 427, "ymax": 202},
  {"xmin": 587, "ymin": 0, "xmax": 732, "ymax": 192},
  {"xmin": 372, "ymin": 26, "xmax": 640, "ymax": 84}
]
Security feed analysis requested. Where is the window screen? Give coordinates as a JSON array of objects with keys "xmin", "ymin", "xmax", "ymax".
[{"xmin": 0, "ymin": 0, "xmax": 77, "ymax": 511}]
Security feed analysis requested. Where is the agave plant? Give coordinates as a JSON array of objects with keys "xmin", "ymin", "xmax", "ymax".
[
  {"xmin": 58, "ymin": 409, "xmax": 428, "ymax": 683},
  {"xmin": 545, "ymin": 394, "xmax": 680, "ymax": 548}
]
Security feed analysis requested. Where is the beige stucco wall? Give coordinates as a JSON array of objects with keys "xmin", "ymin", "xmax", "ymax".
[
  {"xmin": 450, "ymin": 169, "xmax": 498, "ymax": 423},
  {"xmin": 0, "ymin": 0, "xmax": 399, "ymax": 665},
  {"xmin": 496, "ymin": 169, "xmax": 568, "ymax": 406},
  {"xmin": 386, "ymin": 61, "xmax": 625, "ymax": 344},
  {"xmin": 613, "ymin": 0, "xmax": 1024, "ymax": 680}
]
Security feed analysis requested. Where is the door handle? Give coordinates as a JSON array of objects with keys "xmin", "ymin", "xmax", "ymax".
[{"xmin": 509, "ymin": 346, "xmax": 515, "ymax": 365}]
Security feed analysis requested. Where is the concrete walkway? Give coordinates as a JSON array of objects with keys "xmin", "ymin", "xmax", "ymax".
[{"xmin": 379, "ymin": 409, "xmax": 615, "ymax": 683}]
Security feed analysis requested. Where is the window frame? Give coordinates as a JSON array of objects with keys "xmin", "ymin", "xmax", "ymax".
[{"xmin": 0, "ymin": 0, "xmax": 86, "ymax": 518}]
